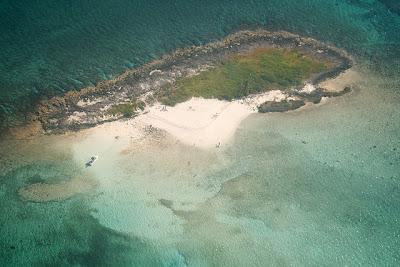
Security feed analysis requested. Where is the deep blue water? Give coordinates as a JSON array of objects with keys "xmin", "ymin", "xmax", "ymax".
[{"xmin": 0, "ymin": 0, "xmax": 399, "ymax": 128}]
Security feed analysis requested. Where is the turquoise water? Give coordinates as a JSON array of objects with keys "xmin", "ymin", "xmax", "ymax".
[
  {"xmin": 1, "ymin": 66, "xmax": 399, "ymax": 266},
  {"xmin": 0, "ymin": 0, "xmax": 399, "ymax": 266}
]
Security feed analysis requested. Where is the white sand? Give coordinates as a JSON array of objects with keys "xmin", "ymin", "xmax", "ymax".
[
  {"xmin": 133, "ymin": 90, "xmax": 287, "ymax": 149},
  {"xmin": 136, "ymin": 99, "xmax": 251, "ymax": 149},
  {"xmin": 68, "ymin": 90, "xmax": 287, "ymax": 151}
]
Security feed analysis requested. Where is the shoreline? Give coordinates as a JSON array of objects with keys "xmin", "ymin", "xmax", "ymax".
[
  {"xmin": 60, "ymin": 68, "xmax": 360, "ymax": 153},
  {"xmin": 15, "ymin": 67, "xmax": 360, "ymax": 203},
  {"xmin": 99, "ymin": 68, "xmax": 359, "ymax": 150},
  {"xmin": 7, "ymin": 29, "xmax": 354, "ymax": 140}
]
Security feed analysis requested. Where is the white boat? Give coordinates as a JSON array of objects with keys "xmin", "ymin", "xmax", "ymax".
[{"xmin": 85, "ymin": 155, "xmax": 98, "ymax": 167}]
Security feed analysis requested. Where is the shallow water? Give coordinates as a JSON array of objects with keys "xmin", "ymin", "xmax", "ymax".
[
  {"xmin": 0, "ymin": 0, "xmax": 399, "ymax": 266},
  {"xmin": 1, "ymin": 65, "xmax": 399, "ymax": 266}
]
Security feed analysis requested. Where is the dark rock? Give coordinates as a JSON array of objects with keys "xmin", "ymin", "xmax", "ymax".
[
  {"xmin": 295, "ymin": 89, "xmax": 324, "ymax": 103},
  {"xmin": 322, "ymin": 86, "xmax": 351, "ymax": 97},
  {"xmin": 158, "ymin": 199, "xmax": 173, "ymax": 209},
  {"xmin": 258, "ymin": 99, "xmax": 306, "ymax": 113}
]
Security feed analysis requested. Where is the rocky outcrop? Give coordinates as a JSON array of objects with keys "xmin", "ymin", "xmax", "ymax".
[
  {"xmin": 257, "ymin": 86, "xmax": 352, "ymax": 113},
  {"xmin": 258, "ymin": 100, "xmax": 306, "ymax": 113}
]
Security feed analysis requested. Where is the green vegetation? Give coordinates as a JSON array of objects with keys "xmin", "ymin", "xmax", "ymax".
[
  {"xmin": 157, "ymin": 48, "xmax": 329, "ymax": 106},
  {"xmin": 107, "ymin": 100, "xmax": 145, "ymax": 118}
]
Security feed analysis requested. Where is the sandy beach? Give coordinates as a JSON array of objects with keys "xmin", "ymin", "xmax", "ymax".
[
  {"xmin": 135, "ymin": 94, "xmax": 282, "ymax": 149},
  {"xmin": 95, "ymin": 90, "xmax": 289, "ymax": 150}
]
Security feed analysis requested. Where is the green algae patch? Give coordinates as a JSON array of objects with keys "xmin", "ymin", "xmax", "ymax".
[
  {"xmin": 107, "ymin": 101, "xmax": 145, "ymax": 118},
  {"xmin": 158, "ymin": 48, "xmax": 329, "ymax": 106}
]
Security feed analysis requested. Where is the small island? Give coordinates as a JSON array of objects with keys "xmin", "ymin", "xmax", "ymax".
[
  {"xmin": 11, "ymin": 29, "xmax": 355, "ymax": 148},
  {"xmin": 11, "ymin": 29, "xmax": 359, "ymax": 202}
]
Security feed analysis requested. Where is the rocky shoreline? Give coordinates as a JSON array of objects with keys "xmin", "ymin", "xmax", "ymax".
[{"xmin": 13, "ymin": 29, "xmax": 353, "ymax": 136}]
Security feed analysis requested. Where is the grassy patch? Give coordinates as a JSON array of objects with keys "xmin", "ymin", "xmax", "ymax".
[
  {"xmin": 107, "ymin": 100, "xmax": 145, "ymax": 118},
  {"xmin": 157, "ymin": 48, "xmax": 329, "ymax": 106}
]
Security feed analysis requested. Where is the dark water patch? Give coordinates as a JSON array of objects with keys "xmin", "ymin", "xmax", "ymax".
[
  {"xmin": 0, "ymin": 162, "xmax": 163, "ymax": 266},
  {"xmin": 158, "ymin": 199, "xmax": 174, "ymax": 209},
  {"xmin": 5, "ymin": 162, "xmax": 81, "ymax": 188},
  {"xmin": 52, "ymin": 213, "xmax": 163, "ymax": 267},
  {"xmin": 378, "ymin": 0, "xmax": 400, "ymax": 14},
  {"xmin": 26, "ymin": 174, "xmax": 46, "ymax": 184}
]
